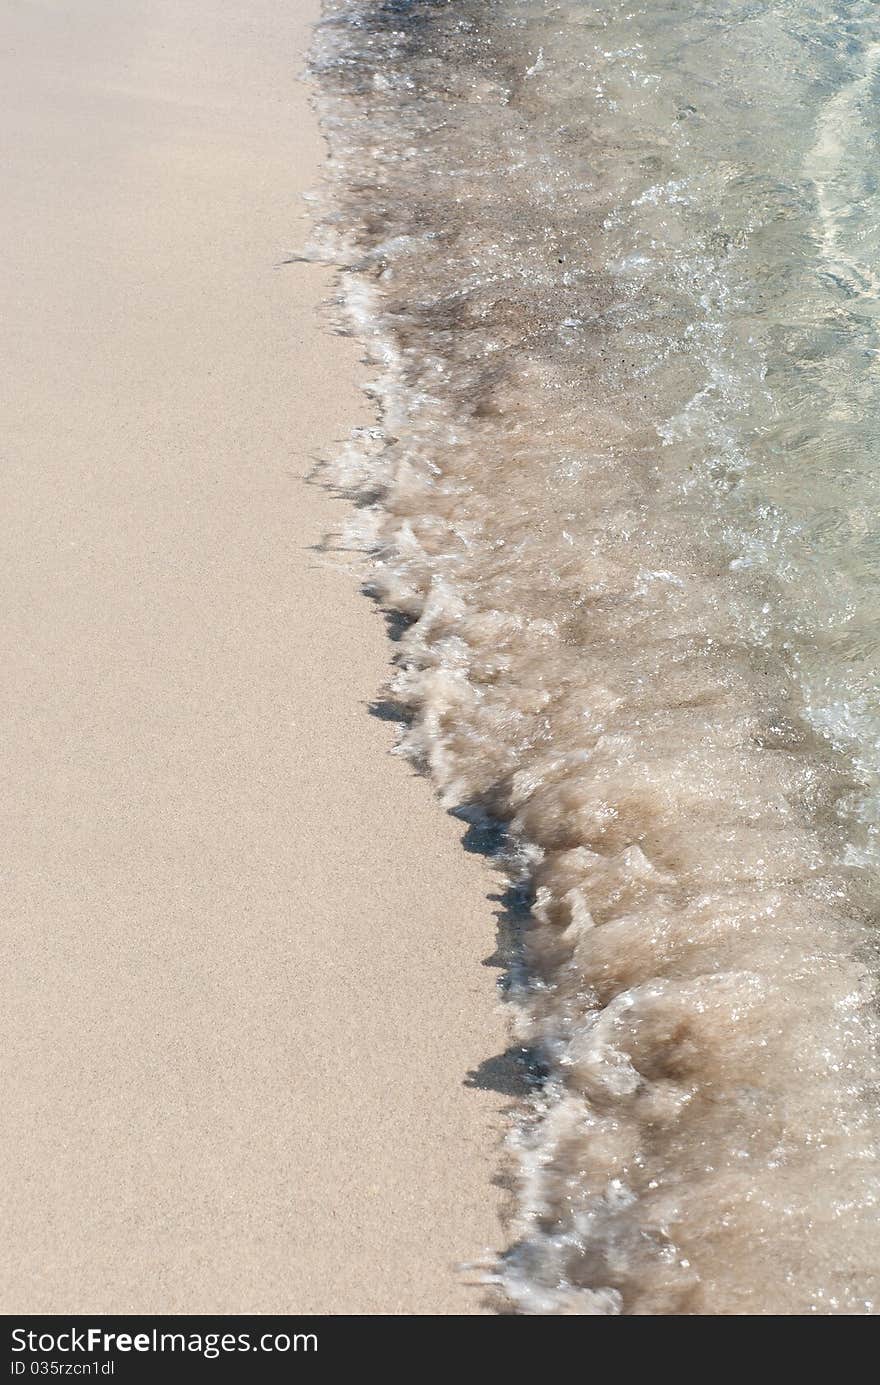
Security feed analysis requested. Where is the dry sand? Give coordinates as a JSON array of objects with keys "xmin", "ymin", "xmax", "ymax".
[{"xmin": 1, "ymin": 0, "xmax": 508, "ymax": 1314}]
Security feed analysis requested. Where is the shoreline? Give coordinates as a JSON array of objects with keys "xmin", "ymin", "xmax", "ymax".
[
  {"xmin": 1, "ymin": 0, "xmax": 507, "ymax": 1314},
  {"xmin": 307, "ymin": 0, "xmax": 880, "ymax": 1314}
]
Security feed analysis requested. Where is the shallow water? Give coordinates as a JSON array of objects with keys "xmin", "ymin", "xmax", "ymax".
[{"xmin": 310, "ymin": 0, "xmax": 880, "ymax": 1313}]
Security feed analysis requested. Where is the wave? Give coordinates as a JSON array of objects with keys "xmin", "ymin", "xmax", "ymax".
[{"xmin": 309, "ymin": 0, "xmax": 880, "ymax": 1313}]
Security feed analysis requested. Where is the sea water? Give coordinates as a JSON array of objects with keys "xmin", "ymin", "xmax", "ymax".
[{"xmin": 311, "ymin": 0, "xmax": 880, "ymax": 1313}]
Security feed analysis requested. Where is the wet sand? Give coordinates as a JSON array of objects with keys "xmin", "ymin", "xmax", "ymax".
[{"xmin": 0, "ymin": 0, "xmax": 506, "ymax": 1314}]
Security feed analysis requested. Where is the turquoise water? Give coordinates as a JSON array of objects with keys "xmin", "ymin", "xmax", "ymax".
[{"xmin": 313, "ymin": 1, "xmax": 880, "ymax": 1313}]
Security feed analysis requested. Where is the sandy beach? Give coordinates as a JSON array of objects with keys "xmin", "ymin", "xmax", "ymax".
[{"xmin": 1, "ymin": 0, "xmax": 507, "ymax": 1315}]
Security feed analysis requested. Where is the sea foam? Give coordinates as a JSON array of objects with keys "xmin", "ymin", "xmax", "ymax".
[{"xmin": 310, "ymin": 0, "xmax": 880, "ymax": 1313}]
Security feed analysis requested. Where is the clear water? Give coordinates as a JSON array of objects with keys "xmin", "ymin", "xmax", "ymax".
[{"xmin": 311, "ymin": 0, "xmax": 880, "ymax": 1313}]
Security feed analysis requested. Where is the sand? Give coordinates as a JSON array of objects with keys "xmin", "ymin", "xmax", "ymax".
[{"xmin": 0, "ymin": 0, "xmax": 507, "ymax": 1315}]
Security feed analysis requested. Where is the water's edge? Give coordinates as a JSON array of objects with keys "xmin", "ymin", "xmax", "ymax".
[{"xmin": 308, "ymin": 0, "xmax": 880, "ymax": 1314}]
